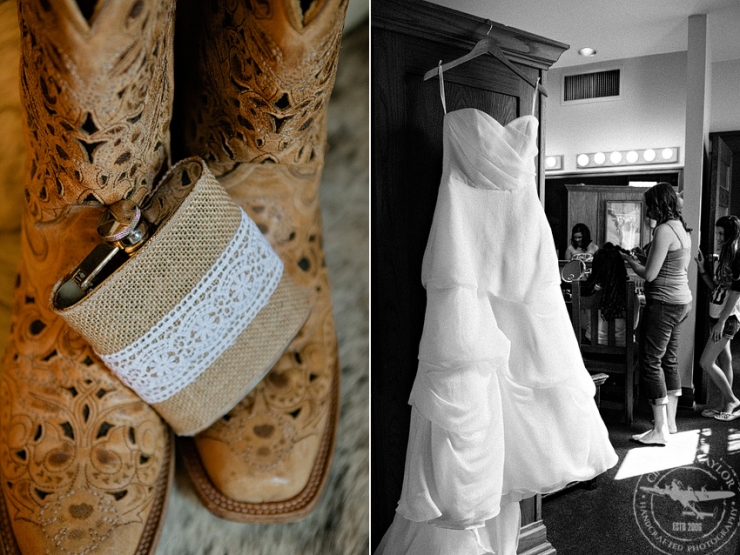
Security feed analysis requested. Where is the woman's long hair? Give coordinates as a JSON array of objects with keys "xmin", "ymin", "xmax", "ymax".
[
  {"xmin": 644, "ymin": 182, "xmax": 690, "ymax": 231},
  {"xmin": 583, "ymin": 242, "xmax": 627, "ymax": 321},
  {"xmin": 570, "ymin": 223, "xmax": 593, "ymax": 249},
  {"xmin": 715, "ymin": 215, "xmax": 740, "ymax": 289}
]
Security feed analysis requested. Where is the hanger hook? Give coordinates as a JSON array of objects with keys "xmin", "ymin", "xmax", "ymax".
[{"xmin": 486, "ymin": 19, "xmax": 493, "ymax": 36}]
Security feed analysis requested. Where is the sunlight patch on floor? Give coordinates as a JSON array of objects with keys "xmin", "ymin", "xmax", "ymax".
[
  {"xmin": 614, "ymin": 429, "xmax": 705, "ymax": 480},
  {"xmin": 728, "ymin": 428, "xmax": 740, "ymax": 454}
]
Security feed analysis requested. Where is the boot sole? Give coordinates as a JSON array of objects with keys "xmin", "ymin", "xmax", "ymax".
[{"xmin": 180, "ymin": 358, "xmax": 340, "ymax": 523}]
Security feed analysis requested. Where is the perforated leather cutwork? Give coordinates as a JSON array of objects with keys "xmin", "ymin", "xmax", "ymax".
[
  {"xmin": 1, "ymin": 0, "xmax": 175, "ymax": 553},
  {"xmin": 171, "ymin": 0, "xmax": 347, "ymax": 519}
]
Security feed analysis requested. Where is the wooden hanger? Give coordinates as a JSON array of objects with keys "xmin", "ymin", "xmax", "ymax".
[{"xmin": 423, "ymin": 21, "xmax": 548, "ymax": 98}]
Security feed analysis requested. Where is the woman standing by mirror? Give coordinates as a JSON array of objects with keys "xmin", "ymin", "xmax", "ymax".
[
  {"xmin": 621, "ymin": 183, "xmax": 692, "ymax": 445},
  {"xmin": 565, "ymin": 222, "xmax": 599, "ymax": 261}
]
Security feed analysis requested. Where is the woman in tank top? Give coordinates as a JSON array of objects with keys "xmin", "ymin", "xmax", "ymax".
[
  {"xmin": 695, "ymin": 215, "xmax": 740, "ymax": 421},
  {"xmin": 621, "ymin": 183, "xmax": 692, "ymax": 446}
]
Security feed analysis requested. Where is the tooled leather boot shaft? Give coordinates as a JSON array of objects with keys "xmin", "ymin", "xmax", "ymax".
[
  {"xmin": 0, "ymin": 2, "xmax": 175, "ymax": 554},
  {"xmin": 15, "ymin": 0, "xmax": 176, "ymax": 352},
  {"xmin": 20, "ymin": 0, "xmax": 173, "ymax": 216},
  {"xmin": 175, "ymin": 0, "xmax": 347, "ymax": 175}
]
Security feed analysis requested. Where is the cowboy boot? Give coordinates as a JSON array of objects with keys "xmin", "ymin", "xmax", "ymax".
[
  {"xmin": 175, "ymin": 0, "xmax": 347, "ymax": 522},
  {"xmin": 0, "ymin": 1, "xmax": 175, "ymax": 553},
  {"xmin": 0, "ymin": 0, "xmax": 25, "ymax": 239}
]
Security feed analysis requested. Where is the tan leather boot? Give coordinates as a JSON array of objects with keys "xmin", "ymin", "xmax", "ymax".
[
  {"xmin": 176, "ymin": 0, "xmax": 347, "ymax": 522},
  {"xmin": 0, "ymin": 1, "xmax": 175, "ymax": 553}
]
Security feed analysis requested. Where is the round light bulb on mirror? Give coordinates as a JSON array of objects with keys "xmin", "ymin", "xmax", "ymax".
[
  {"xmin": 626, "ymin": 151, "xmax": 639, "ymax": 164},
  {"xmin": 643, "ymin": 149, "xmax": 656, "ymax": 162},
  {"xmin": 577, "ymin": 154, "xmax": 590, "ymax": 167},
  {"xmin": 661, "ymin": 148, "xmax": 674, "ymax": 160},
  {"xmin": 546, "ymin": 156, "xmax": 557, "ymax": 168},
  {"xmin": 610, "ymin": 151, "xmax": 622, "ymax": 164},
  {"xmin": 594, "ymin": 152, "xmax": 605, "ymax": 165}
]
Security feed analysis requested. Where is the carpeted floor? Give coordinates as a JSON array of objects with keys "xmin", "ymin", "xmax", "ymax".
[{"xmin": 542, "ymin": 345, "xmax": 740, "ymax": 555}]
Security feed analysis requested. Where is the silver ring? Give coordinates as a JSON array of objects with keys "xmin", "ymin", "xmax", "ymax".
[{"xmin": 105, "ymin": 204, "xmax": 141, "ymax": 242}]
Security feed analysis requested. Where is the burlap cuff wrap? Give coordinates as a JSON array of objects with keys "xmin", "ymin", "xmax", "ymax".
[{"xmin": 52, "ymin": 157, "xmax": 309, "ymax": 435}]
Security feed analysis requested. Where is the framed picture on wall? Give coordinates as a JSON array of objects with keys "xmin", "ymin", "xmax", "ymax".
[{"xmin": 605, "ymin": 200, "xmax": 642, "ymax": 250}]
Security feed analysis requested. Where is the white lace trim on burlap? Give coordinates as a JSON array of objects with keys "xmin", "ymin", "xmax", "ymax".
[{"xmin": 100, "ymin": 209, "xmax": 283, "ymax": 404}]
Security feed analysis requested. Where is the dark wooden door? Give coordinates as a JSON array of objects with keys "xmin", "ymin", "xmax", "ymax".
[
  {"xmin": 371, "ymin": 0, "xmax": 566, "ymax": 550},
  {"xmin": 694, "ymin": 134, "xmax": 734, "ymax": 402},
  {"xmin": 707, "ymin": 134, "xmax": 733, "ymax": 253}
]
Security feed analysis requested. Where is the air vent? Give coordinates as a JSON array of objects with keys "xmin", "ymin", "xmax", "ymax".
[{"xmin": 564, "ymin": 69, "xmax": 621, "ymax": 102}]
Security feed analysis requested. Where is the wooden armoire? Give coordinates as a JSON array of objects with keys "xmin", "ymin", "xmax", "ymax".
[{"xmin": 371, "ymin": 0, "xmax": 568, "ymax": 552}]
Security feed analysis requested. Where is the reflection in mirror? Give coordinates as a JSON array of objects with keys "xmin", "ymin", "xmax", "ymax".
[{"xmin": 560, "ymin": 259, "xmax": 586, "ymax": 282}]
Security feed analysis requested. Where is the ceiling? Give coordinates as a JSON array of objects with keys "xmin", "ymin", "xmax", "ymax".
[{"xmin": 424, "ymin": 0, "xmax": 740, "ymax": 68}]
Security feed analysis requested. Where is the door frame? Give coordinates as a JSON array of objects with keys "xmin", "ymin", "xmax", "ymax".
[{"xmin": 693, "ymin": 131, "xmax": 739, "ymax": 404}]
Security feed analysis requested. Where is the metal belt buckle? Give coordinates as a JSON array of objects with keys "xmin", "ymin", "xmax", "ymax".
[{"xmin": 55, "ymin": 200, "xmax": 151, "ymax": 309}]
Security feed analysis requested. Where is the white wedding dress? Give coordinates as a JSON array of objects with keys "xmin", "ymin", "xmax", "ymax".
[{"xmin": 375, "ymin": 71, "xmax": 618, "ymax": 555}]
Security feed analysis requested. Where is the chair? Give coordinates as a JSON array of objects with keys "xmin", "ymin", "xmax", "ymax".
[{"xmin": 571, "ymin": 279, "xmax": 638, "ymax": 424}]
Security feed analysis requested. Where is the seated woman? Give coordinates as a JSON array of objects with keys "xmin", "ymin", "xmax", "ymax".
[
  {"xmin": 581, "ymin": 243, "xmax": 640, "ymax": 346},
  {"xmin": 565, "ymin": 223, "xmax": 599, "ymax": 261}
]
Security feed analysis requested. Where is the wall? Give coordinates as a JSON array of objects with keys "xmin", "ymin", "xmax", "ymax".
[
  {"xmin": 546, "ymin": 52, "xmax": 740, "ymax": 175},
  {"xmin": 710, "ymin": 59, "xmax": 740, "ymax": 132},
  {"xmin": 546, "ymin": 52, "xmax": 687, "ymax": 174}
]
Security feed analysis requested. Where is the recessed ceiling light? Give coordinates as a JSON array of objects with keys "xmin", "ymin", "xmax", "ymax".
[{"xmin": 578, "ymin": 47, "xmax": 597, "ymax": 57}]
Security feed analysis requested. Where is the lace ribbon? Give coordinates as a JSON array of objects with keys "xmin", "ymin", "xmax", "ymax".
[{"xmin": 100, "ymin": 209, "xmax": 283, "ymax": 404}]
